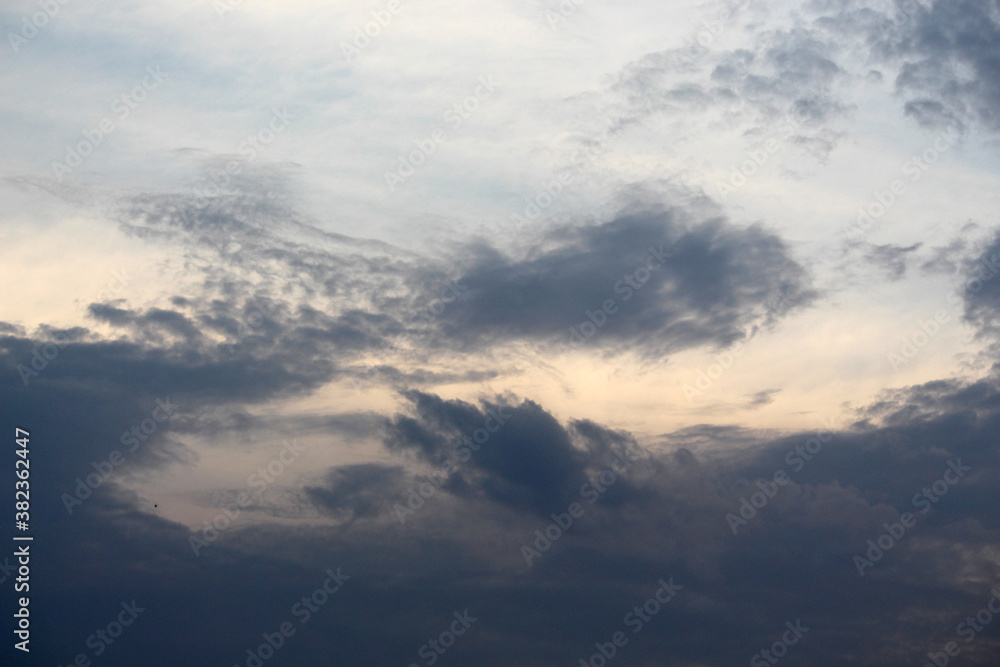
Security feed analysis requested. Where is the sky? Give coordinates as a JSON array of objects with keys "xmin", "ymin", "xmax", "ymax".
[{"xmin": 1, "ymin": 0, "xmax": 1000, "ymax": 665}]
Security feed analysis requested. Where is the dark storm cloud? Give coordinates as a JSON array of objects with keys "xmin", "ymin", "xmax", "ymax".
[
  {"xmin": 432, "ymin": 207, "xmax": 815, "ymax": 355},
  {"xmin": 0, "ymin": 332, "xmax": 194, "ymax": 499},
  {"xmin": 377, "ymin": 382, "xmax": 1000, "ymax": 664},
  {"xmin": 0, "ymin": 306, "xmax": 366, "ymax": 521},
  {"xmin": 8, "ymin": 373, "xmax": 1000, "ymax": 666},
  {"xmin": 382, "ymin": 391, "xmax": 594, "ymax": 514}
]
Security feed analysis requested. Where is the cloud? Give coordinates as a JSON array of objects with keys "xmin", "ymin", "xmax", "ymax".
[
  {"xmin": 15, "ymin": 183, "xmax": 818, "ymax": 384},
  {"xmin": 602, "ymin": 0, "xmax": 1000, "ymax": 159},
  {"xmin": 877, "ymin": 0, "xmax": 1000, "ymax": 133},
  {"xmin": 803, "ymin": 0, "xmax": 1000, "ymax": 135},
  {"xmin": 383, "ymin": 390, "xmax": 594, "ymax": 514},
  {"xmin": 4, "ymin": 3, "xmax": 1000, "ymax": 663},
  {"xmin": 864, "ymin": 242, "xmax": 923, "ymax": 280},
  {"xmin": 604, "ymin": 18, "xmax": 855, "ymax": 158},
  {"xmin": 3, "ymin": 213, "xmax": 999, "ymax": 662},
  {"xmin": 6, "ymin": 376, "xmax": 999, "ymax": 665},
  {"xmin": 744, "ymin": 388, "xmax": 780, "ymax": 408},
  {"xmin": 958, "ymin": 230, "xmax": 1000, "ymax": 339},
  {"xmin": 306, "ymin": 463, "xmax": 408, "ymax": 523},
  {"xmin": 433, "ymin": 206, "xmax": 816, "ymax": 356}
]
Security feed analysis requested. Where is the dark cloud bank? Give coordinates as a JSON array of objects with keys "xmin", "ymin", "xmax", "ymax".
[{"xmin": 2, "ymin": 184, "xmax": 1000, "ymax": 666}]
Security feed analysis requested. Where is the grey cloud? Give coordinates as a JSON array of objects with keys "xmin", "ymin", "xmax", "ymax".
[
  {"xmin": 605, "ymin": 0, "xmax": 1000, "ymax": 165},
  {"xmin": 878, "ymin": 0, "xmax": 1000, "ymax": 132},
  {"xmin": 805, "ymin": 0, "xmax": 1000, "ymax": 135},
  {"xmin": 68, "ymin": 184, "xmax": 816, "ymax": 381},
  {"xmin": 383, "ymin": 391, "xmax": 593, "ymax": 514},
  {"xmin": 745, "ymin": 388, "xmax": 780, "ymax": 407},
  {"xmin": 6, "ymin": 2, "xmax": 1000, "ymax": 665},
  {"xmin": 606, "ymin": 21, "xmax": 853, "ymax": 158},
  {"xmin": 947, "ymin": 229, "xmax": 1000, "ymax": 339},
  {"xmin": 5, "ymin": 319, "xmax": 1000, "ymax": 666},
  {"xmin": 864, "ymin": 242, "xmax": 923, "ymax": 280},
  {"xmin": 433, "ymin": 207, "xmax": 816, "ymax": 356},
  {"xmin": 306, "ymin": 463, "xmax": 408, "ymax": 522}
]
